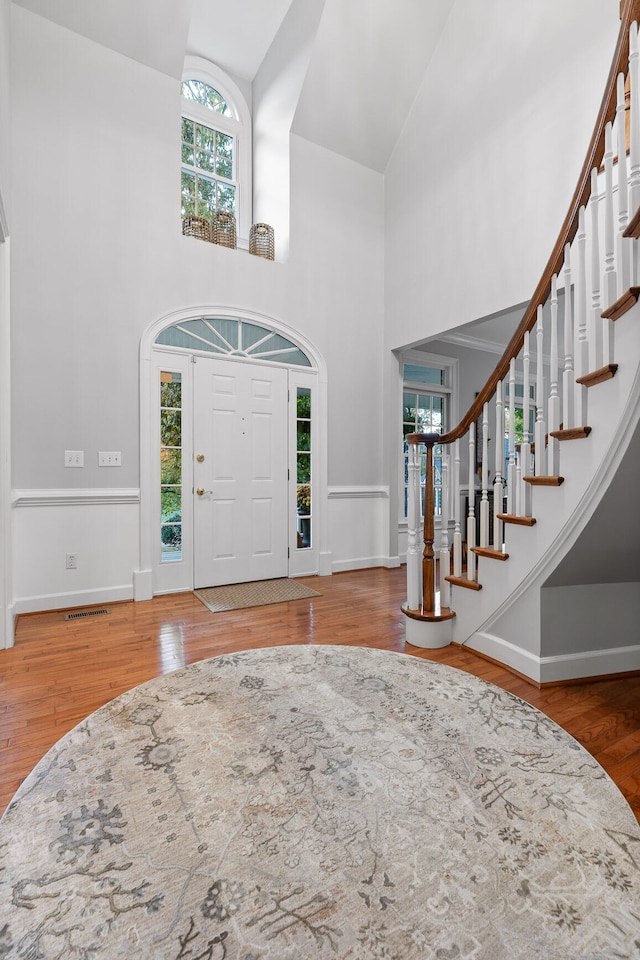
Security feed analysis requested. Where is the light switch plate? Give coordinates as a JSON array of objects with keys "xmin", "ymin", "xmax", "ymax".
[
  {"xmin": 64, "ymin": 450, "xmax": 84, "ymax": 468},
  {"xmin": 98, "ymin": 451, "xmax": 122, "ymax": 466}
]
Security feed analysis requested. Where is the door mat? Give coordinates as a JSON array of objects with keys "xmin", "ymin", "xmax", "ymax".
[{"xmin": 194, "ymin": 578, "xmax": 320, "ymax": 613}]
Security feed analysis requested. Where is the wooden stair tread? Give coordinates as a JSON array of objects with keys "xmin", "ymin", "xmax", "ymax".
[
  {"xmin": 470, "ymin": 547, "xmax": 509, "ymax": 560},
  {"xmin": 402, "ymin": 603, "xmax": 456, "ymax": 623},
  {"xmin": 444, "ymin": 575, "xmax": 482, "ymax": 591},
  {"xmin": 523, "ymin": 475, "xmax": 564, "ymax": 486},
  {"xmin": 576, "ymin": 364, "xmax": 618, "ymax": 387},
  {"xmin": 601, "ymin": 287, "xmax": 640, "ymax": 320},
  {"xmin": 549, "ymin": 426, "xmax": 592, "ymax": 441},
  {"xmin": 496, "ymin": 514, "xmax": 537, "ymax": 526}
]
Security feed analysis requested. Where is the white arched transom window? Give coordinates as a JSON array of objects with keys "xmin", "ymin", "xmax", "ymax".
[{"xmin": 180, "ymin": 57, "xmax": 252, "ymax": 242}]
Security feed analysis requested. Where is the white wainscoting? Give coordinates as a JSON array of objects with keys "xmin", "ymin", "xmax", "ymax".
[
  {"xmin": 12, "ymin": 489, "xmax": 140, "ymax": 614},
  {"xmin": 327, "ymin": 486, "xmax": 399, "ymax": 573}
]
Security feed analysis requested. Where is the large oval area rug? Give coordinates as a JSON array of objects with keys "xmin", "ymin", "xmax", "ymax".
[{"xmin": 2, "ymin": 645, "xmax": 640, "ymax": 959}]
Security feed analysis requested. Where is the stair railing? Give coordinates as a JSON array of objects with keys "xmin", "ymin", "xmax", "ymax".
[{"xmin": 405, "ymin": 0, "xmax": 640, "ymax": 621}]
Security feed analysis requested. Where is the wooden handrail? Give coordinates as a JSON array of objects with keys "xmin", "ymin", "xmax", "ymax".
[{"xmin": 422, "ymin": 0, "xmax": 640, "ymax": 448}]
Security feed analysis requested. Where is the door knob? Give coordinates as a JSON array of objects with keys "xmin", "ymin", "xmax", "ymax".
[
  {"xmin": 196, "ymin": 487, "xmax": 206, "ymax": 496},
  {"xmin": 196, "ymin": 454, "xmax": 205, "ymax": 462}
]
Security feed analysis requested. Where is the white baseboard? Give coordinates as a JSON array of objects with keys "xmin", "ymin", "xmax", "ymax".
[
  {"xmin": 13, "ymin": 585, "xmax": 134, "ymax": 616},
  {"xmin": 332, "ymin": 555, "xmax": 401, "ymax": 574},
  {"xmin": 464, "ymin": 631, "xmax": 640, "ymax": 684}
]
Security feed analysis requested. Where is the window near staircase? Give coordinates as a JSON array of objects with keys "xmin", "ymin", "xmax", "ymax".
[
  {"xmin": 400, "ymin": 353, "xmax": 455, "ymax": 523},
  {"xmin": 160, "ymin": 371, "xmax": 183, "ymax": 562}
]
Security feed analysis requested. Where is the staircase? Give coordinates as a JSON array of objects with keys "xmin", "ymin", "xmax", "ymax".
[{"xmin": 402, "ymin": 2, "xmax": 640, "ymax": 684}]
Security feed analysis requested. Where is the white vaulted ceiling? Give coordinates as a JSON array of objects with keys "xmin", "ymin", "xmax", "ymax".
[{"xmin": 12, "ymin": 0, "xmax": 457, "ymax": 173}]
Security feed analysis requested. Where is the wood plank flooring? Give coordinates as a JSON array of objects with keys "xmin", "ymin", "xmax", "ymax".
[{"xmin": 2, "ymin": 567, "xmax": 640, "ymax": 822}]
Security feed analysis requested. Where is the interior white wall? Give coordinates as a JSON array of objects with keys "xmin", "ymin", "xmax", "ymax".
[
  {"xmin": 384, "ymin": 0, "xmax": 620, "ymax": 352},
  {"xmin": 541, "ymin": 583, "xmax": 640, "ymax": 657},
  {"xmin": 0, "ymin": 0, "xmax": 10, "ymax": 224},
  {"xmin": 10, "ymin": 7, "xmax": 386, "ymax": 609}
]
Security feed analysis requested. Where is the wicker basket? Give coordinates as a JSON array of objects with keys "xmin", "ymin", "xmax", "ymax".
[
  {"xmin": 213, "ymin": 210, "xmax": 237, "ymax": 249},
  {"xmin": 249, "ymin": 222, "xmax": 275, "ymax": 260},
  {"xmin": 181, "ymin": 215, "xmax": 213, "ymax": 242}
]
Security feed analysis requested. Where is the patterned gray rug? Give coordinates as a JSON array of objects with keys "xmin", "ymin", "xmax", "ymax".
[
  {"xmin": 1, "ymin": 645, "xmax": 640, "ymax": 959},
  {"xmin": 194, "ymin": 578, "xmax": 320, "ymax": 613}
]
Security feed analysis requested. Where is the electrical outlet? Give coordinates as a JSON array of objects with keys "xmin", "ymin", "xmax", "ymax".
[
  {"xmin": 64, "ymin": 450, "xmax": 84, "ymax": 468},
  {"xmin": 98, "ymin": 451, "xmax": 122, "ymax": 467},
  {"xmin": 66, "ymin": 553, "xmax": 77, "ymax": 569}
]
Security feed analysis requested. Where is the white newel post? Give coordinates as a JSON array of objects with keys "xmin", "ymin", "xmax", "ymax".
[
  {"xmin": 439, "ymin": 454, "xmax": 451, "ymax": 608},
  {"xmin": 563, "ymin": 243, "xmax": 575, "ymax": 430},
  {"xmin": 406, "ymin": 442, "xmax": 421, "ymax": 611},
  {"xmin": 466, "ymin": 423, "xmax": 477, "ymax": 582},
  {"xmin": 548, "ymin": 275, "xmax": 560, "ymax": 475},
  {"xmin": 453, "ymin": 440, "xmax": 462, "ymax": 577},
  {"xmin": 603, "ymin": 121, "xmax": 616, "ymax": 366},
  {"xmin": 589, "ymin": 168, "xmax": 603, "ymax": 372},
  {"xmin": 534, "ymin": 306, "xmax": 547, "ymax": 478},
  {"xmin": 617, "ymin": 72, "xmax": 631, "ymax": 295},
  {"xmin": 507, "ymin": 359, "xmax": 517, "ymax": 515},
  {"xmin": 493, "ymin": 380, "xmax": 504, "ymax": 550},
  {"xmin": 574, "ymin": 206, "xmax": 589, "ymax": 426},
  {"xmin": 480, "ymin": 402, "xmax": 490, "ymax": 547}
]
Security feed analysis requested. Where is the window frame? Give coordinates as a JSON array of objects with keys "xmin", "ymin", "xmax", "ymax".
[
  {"xmin": 181, "ymin": 57, "xmax": 252, "ymax": 244},
  {"xmin": 398, "ymin": 350, "xmax": 458, "ymax": 527}
]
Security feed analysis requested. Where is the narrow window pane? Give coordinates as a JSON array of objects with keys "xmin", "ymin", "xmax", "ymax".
[
  {"xmin": 403, "ymin": 392, "xmax": 417, "ymax": 421},
  {"xmin": 297, "ymin": 420, "xmax": 311, "ymax": 451},
  {"xmin": 181, "ymin": 171, "xmax": 196, "ymax": 217},
  {"xmin": 161, "ymin": 448, "xmax": 181, "ymax": 485},
  {"xmin": 297, "ymin": 388, "xmax": 311, "ymax": 418},
  {"xmin": 297, "ymin": 484, "xmax": 311, "ymax": 516},
  {"xmin": 216, "ymin": 156, "xmax": 232, "ymax": 179},
  {"xmin": 160, "ymin": 409, "xmax": 181, "ymax": 446},
  {"xmin": 217, "ymin": 182, "xmax": 236, "ymax": 212},
  {"xmin": 196, "ymin": 124, "xmax": 215, "ymax": 151},
  {"xmin": 216, "ymin": 131, "xmax": 233, "ymax": 158},
  {"xmin": 161, "ymin": 523, "xmax": 182, "ymax": 559},
  {"xmin": 198, "ymin": 175, "xmax": 216, "ymax": 202},
  {"xmin": 161, "ymin": 487, "xmax": 181, "ymax": 521},
  {"xmin": 161, "ymin": 381, "xmax": 181, "ymax": 407},
  {"xmin": 196, "ymin": 149, "xmax": 216, "ymax": 173},
  {"xmin": 181, "ymin": 144, "xmax": 195, "ymax": 165},
  {"xmin": 181, "ymin": 117, "xmax": 194, "ymax": 143},
  {"xmin": 297, "ymin": 453, "xmax": 311, "ymax": 483}
]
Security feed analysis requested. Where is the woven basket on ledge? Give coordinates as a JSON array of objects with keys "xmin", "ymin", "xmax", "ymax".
[
  {"xmin": 181, "ymin": 215, "xmax": 213, "ymax": 242},
  {"xmin": 249, "ymin": 222, "xmax": 275, "ymax": 260},
  {"xmin": 213, "ymin": 210, "xmax": 237, "ymax": 249}
]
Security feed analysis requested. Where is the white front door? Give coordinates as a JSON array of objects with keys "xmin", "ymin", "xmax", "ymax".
[{"xmin": 193, "ymin": 355, "xmax": 289, "ymax": 588}]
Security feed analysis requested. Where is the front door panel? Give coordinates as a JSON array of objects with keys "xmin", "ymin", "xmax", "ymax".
[{"xmin": 194, "ymin": 356, "xmax": 288, "ymax": 587}]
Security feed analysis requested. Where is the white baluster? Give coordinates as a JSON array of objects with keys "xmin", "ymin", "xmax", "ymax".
[
  {"xmin": 574, "ymin": 206, "xmax": 589, "ymax": 425},
  {"xmin": 602, "ymin": 121, "xmax": 617, "ymax": 367},
  {"xmin": 629, "ymin": 23, "xmax": 640, "ymax": 218},
  {"xmin": 439, "ymin": 454, "xmax": 450, "ymax": 608},
  {"xmin": 548, "ymin": 274, "xmax": 560, "ymax": 475},
  {"xmin": 507, "ymin": 358, "xmax": 517, "ymax": 515},
  {"xmin": 521, "ymin": 332, "xmax": 532, "ymax": 516},
  {"xmin": 467, "ymin": 423, "xmax": 476, "ymax": 582},
  {"xmin": 630, "ymin": 21, "xmax": 640, "ymax": 284},
  {"xmin": 603, "ymin": 122, "xmax": 617, "ymax": 309},
  {"xmin": 535, "ymin": 305, "xmax": 547, "ymax": 477},
  {"xmin": 453, "ymin": 440, "xmax": 462, "ymax": 577},
  {"xmin": 493, "ymin": 380, "xmax": 504, "ymax": 551},
  {"xmin": 617, "ymin": 72, "xmax": 631, "ymax": 295},
  {"xmin": 589, "ymin": 168, "xmax": 604, "ymax": 371},
  {"xmin": 480, "ymin": 402, "xmax": 490, "ymax": 547},
  {"xmin": 563, "ymin": 243, "xmax": 575, "ymax": 429},
  {"xmin": 406, "ymin": 442, "xmax": 421, "ymax": 610}
]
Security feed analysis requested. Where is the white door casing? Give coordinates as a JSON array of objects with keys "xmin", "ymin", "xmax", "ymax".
[
  {"xmin": 139, "ymin": 308, "xmax": 328, "ymax": 600},
  {"xmin": 193, "ymin": 355, "xmax": 289, "ymax": 588}
]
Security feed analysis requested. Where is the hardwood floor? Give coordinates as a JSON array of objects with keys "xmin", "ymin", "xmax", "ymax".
[{"xmin": 2, "ymin": 567, "xmax": 640, "ymax": 822}]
